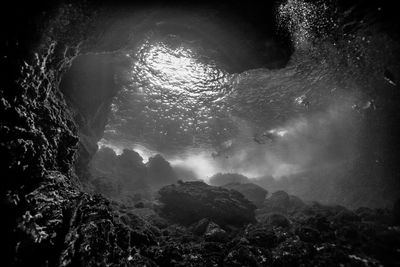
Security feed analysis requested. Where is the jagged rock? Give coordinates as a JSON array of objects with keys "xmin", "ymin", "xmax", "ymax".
[
  {"xmin": 191, "ymin": 218, "xmax": 211, "ymax": 236},
  {"xmin": 90, "ymin": 148, "xmax": 152, "ymax": 199},
  {"xmin": 271, "ymin": 237, "xmax": 313, "ymax": 266},
  {"xmin": 133, "ymin": 207, "xmax": 170, "ymax": 230},
  {"xmin": 295, "ymin": 226, "xmax": 321, "ymax": 243},
  {"xmin": 12, "ymin": 172, "xmax": 81, "ymax": 266},
  {"xmin": 146, "ymin": 154, "xmax": 178, "ymax": 189},
  {"xmin": 262, "ymin": 213, "xmax": 291, "ymax": 228},
  {"xmin": 157, "ymin": 181, "xmax": 256, "ymax": 226},
  {"xmin": 245, "ymin": 225, "xmax": 278, "ymax": 248},
  {"xmin": 90, "ymin": 150, "xmax": 178, "ymax": 199},
  {"xmin": 222, "ymin": 182, "xmax": 268, "ymax": 207},
  {"xmin": 59, "ymin": 194, "xmax": 158, "ymax": 266},
  {"xmin": 224, "ymin": 243, "xmax": 271, "ymax": 266},
  {"xmin": 204, "ymin": 221, "xmax": 228, "ymax": 242},
  {"xmin": 117, "ymin": 149, "xmax": 147, "ymax": 179}
]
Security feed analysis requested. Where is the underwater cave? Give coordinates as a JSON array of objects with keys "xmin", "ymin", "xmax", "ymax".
[{"xmin": 2, "ymin": 0, "xmax": 400, "ymax": 266}]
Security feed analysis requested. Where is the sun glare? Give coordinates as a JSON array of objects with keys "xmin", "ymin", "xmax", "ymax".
[{"xmin": 136, "ymin": 42, "xmax": 229, "ymax": 96}]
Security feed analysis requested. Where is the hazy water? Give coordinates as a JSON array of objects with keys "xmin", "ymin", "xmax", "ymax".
[{"xmin": 98, "ymin": 0, "xmax": 399, "ymax": 207}]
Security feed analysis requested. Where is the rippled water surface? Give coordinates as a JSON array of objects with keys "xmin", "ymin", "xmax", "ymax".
[
  {"xmin": 95, "ymin": 0, "xmax": 399, "ymax": 200},
  {"xmin": 105, "ymin": 32, "xmax": 241, "ymax": 153}
]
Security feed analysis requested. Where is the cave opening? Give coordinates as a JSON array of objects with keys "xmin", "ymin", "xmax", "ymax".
[
  {"xmin": 3, "ymin": 0, "xmax": 400, "ymax": 266},
  {"xmin": 59, "ymin": 2, "xmax": 294, "ymax": 203},
  {"xmin": 55, "ymin": 0, "xmax": 400, "ymax": 209}
]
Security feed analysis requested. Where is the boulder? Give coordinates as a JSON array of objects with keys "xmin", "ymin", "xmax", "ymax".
[
  {"xmin": 190, "ymin": 218, "xmax": 228, "ymax": 242},
  {"xmin": 245, "ymin": 225, "xmax": 278, "ymax": 248},
  {"xmin": 222, "ymin": 182, "xmax": 268, "ymax": 207},
  {"xmin": 191, "ymin": 218, "xmax": 211, "ymax": 236},
  {"xmin": 295, "ymin": 226, "xmax": 321, "ymax": 243},
  {"xmin": 262, "ymin": 213, "xmax": 291, "ymax": 228},
  {"xmin": 204, "ymin": 222, "xmax": 228, "ymax": 242},
  {"xmin": 261, "ymin": 190, "xmax": 306, "ymax": 214},
  {"xmin": 157, "ymin": 181, "xmax": 256, "ymax": 227}
]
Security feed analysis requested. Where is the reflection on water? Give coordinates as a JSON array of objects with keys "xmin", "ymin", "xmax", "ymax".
[
  {"xmin": 89, "ymin": 0, "xmax": 400, "ymax": 208},
  {"xmin": 106, "ymin": 37, "xmax": 236, "ymax": 152},
  {"xmin": 104, "ymin": 29, "xmax": 365, "ymax": 180},
  {"xmin": 137, "ymin": 42, "xmax": 229, "ymax": 96}
]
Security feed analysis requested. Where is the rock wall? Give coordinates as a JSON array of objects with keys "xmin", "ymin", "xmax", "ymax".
[{"xmin": 0, "ymin": 2, "xmax": 139, "ymax": 265}]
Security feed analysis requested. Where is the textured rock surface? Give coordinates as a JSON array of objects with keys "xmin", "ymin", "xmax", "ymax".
[
  {"xmin": 1, "ymin": 39, "xmax": 81, "ymax": 266},
  {"xmin": 2, "ymin": 1, "xmax": 400, "ymax": 266},
  {"xmin": 204, "ymin": 221, "xmax": 228, "ymax": 243},
  {"xmin": 222, "ymin": 182, "xmax": 268, "ymax": 207},
  {"xmin": 157, "ymin": 181, "xmax": 257, "ymax": 226}
]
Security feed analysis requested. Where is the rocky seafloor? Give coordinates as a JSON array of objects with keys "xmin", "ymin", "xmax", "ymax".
[
  {"xmin": 7, "ymin": 173, "xmax": 400, "ymax": 266},
  {"xmin": 2, "ymin": 0, "xmax": 400, "ymax": 266}
]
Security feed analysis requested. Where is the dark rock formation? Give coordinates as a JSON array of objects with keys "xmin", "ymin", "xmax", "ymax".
[
  {"xmin": 204, "ymin": 221, "xmax": 228, "ymax": 243},
  {"xmin": 261, "ymin": 213, "xmax": 291, "ymax": 228},
  {"xmin": 7, "ymin": 170, "xmax": 159, "ymax": 266},
  {"xmin": 1, "ymin": 32, "xmax": 81, "ymax": 266},
  {"xmin": 191, "ymin": 218, "xmax": 212, "ymax": 236},
  {"xmin": 157, "ymin": 181, "xmax": 256, "ymax": 226},
  {"xmin": 147, "ymin": 154, "xmax": 178, "ymax": 190},
  {"xmin": 90, "ymin": 147, "xmax": 150, "ymax": 200},
  {"xmin": 117, "ymin": 149, "xmax": 148, "ymax": 190},
  {"xmin": 245, "ymin": 224, "xmax": 278, "ymax": 248},
  {"xmin": 258, "ymin": 190, "xmax": 307, "ymax": 215},
  {"xmin": 222, "ymin": 182, "xmax": 268, "ymax": 207},
  {"xmin": 190, "ymin": 218, "xmax": 229, "ymax": 242},
  {"xmin": 90, "ymin": 148, "xmax": 179, "ymax": 201},
  {"xmin": 59, "ymin": 195, "xmax": 158, "ymax": 266}
]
